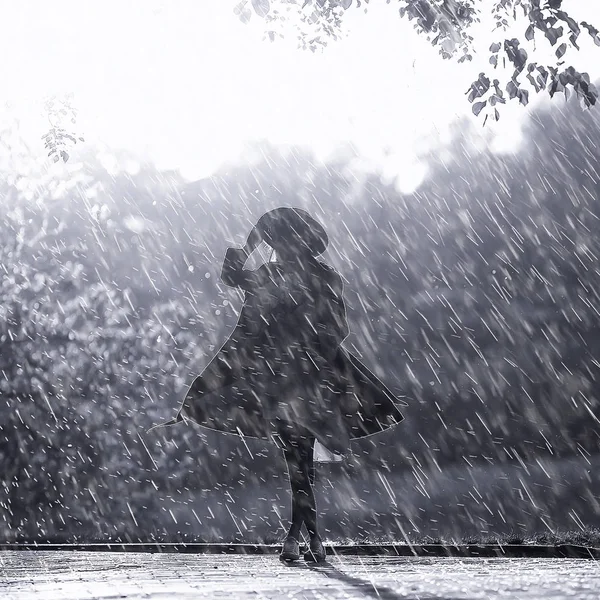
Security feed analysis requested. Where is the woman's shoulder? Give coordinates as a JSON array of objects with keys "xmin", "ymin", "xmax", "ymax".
[
  {"xmin": 315, "ymin": 261, "xmax": 343, "ymax": 289},
  {"xmin": 315, "ymin": 260, "xmax": 338, "ymax": 275},
  {"xmin": 317, "ymin": 260, "xmax": 342, "ymax": 281}
]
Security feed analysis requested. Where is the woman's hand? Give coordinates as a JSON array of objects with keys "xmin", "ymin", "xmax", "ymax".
[
  {"xmin": 226, "ymin": 226, "xmax": 261, "ymax": 263},
  {"xmin": 221, "ymin": 225, "xmax": 266, "ymax": 291},
  {"xmin": 242, "ymin": 225, "xmax": 263, "ymax": 255}
]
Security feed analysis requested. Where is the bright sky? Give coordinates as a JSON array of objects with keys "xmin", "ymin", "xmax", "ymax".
[{"xmin": 1, "ymin": 1, "xmax": 600, "ymax": 191}]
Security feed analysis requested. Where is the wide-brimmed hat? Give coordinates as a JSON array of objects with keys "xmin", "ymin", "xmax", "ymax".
[{"xmin": 256, "ymin": 207, "xmax": 328, "ymax": 256}]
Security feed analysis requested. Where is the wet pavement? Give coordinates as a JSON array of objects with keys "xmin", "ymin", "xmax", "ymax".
[{"xmin": 1, "ymin": 552, "xmax": 599, "ymax": 599}]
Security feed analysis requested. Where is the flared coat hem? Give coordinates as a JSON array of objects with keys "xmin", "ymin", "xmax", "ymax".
[{"xmin": 170, "ymin": 346, "xmax": 406, "ymax": 458}]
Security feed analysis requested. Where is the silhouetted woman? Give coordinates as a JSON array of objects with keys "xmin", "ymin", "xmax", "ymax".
[{"xmin": 153, "ymin": 207, "xmax": 405, "ymax": 562}]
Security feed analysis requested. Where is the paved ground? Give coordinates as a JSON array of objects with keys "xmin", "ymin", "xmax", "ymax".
[{"xmin": 1, "ymin": 552, "xmax": 599, "ymax": 599}]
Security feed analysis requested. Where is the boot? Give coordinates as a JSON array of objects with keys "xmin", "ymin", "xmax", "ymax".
[
  {"xmin": 280, "ymin": 536, "xmax": 300, "ymax": 562},
  {"xmin": 304, "ymin": 535, "xmax": 326, "ymax": 562}
]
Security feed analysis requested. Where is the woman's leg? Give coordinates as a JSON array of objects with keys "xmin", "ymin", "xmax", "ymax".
[
  {"xmin": 308, "ymin": 442, "xmax": 316, "ymax": 487},
  {"xmin": 287, "ymin": 456, "xmax": 304, "ymax": 541},
  {"xmin": 281, "ymin": 431, "xmax": 318, "ymax": 540}
]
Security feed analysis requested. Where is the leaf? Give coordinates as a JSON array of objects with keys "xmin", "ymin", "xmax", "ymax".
[
  {"xmin": 239, "ymin": 7, "xmax": 252, "ymax": 23},
  {"xmin": 341, "ymin": 0, "xmax": 353, "ymax": 8},
  {"xmin": 536, "ymin": 67, "xmax": 549, "ymax": 89},
  {"xmin": 527, "ymin": 73, "xmax": 540, "ymax": 92},
  {"xmin": 570, "ymin": 33, "xmax": 580, "ymax": 50},
  {"xmin": 556, "ymin": 42, "xmax": 567, "ymax": 58},
  {"xmin": 489, "ymin": 42, "xmax": 501, "ymax": 53},
  {"xmin": 545, "ymin": 26, "xmax": 563, "ymax": 46},
  {"xmin": 251, "ymin": 0, "xmax": 270, "ymax": 18},
  {"xmin": 466, "ymin": 73, "xmax": 490, "ymax": 102},
  {"xmin": 518, "ymin": 89, "xmax": 529, "ymax": 106},
  {"xmin": 577, "ymin": 79, "xmax": 598, "ymax": 107},
  {"xmin": 525, "ymin": 24, "xmax": 535, "ymax": 41},
  {"xmin": 506, "ymin": 80, "xmax": 518, "ymax": 99},
  {"xmin": 233, "ymin": 0, "xmax": 245, "ymax": 14},
  {"xmin": 581, "ymin": 21, "xmax": 600, "ymax": 46},
  {"xmin": 581, "ymin": 21, "xmax": 599, "ymax": 34},
  {"xmin": 504, "ymin": 38, "xmax": 528, "ymax": 72},
  {"xmin": 472, "ymin": 101, "xmax": 486, "ymax": 116},
  {"xmin": 556, "ymin": 10, "xmax": 580, "ymax": 35}
]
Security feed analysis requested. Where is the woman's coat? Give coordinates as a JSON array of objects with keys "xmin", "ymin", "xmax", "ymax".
[{"xmin": 175, "ymin": 248, "xmax": 405, "ymax": 456}]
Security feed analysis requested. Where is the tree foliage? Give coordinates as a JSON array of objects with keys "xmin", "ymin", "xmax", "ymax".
[
  {"xmin": 236, "ymin": 0, "xmax": 600, "ymax": 119},
  {"xmin": 41, "ymin": 94, "xmax": 85, "ymax": 164}
]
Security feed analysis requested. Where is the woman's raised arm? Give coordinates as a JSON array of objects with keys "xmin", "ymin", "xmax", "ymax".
[{"xmin": 220, "ymin": 226, "xmax": 266, "ymax": 291}]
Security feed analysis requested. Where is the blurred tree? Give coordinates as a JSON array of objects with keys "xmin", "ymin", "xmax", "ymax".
[{"xmin": 4, "ymin": 88, "xmax": 600, "ymax": 540}]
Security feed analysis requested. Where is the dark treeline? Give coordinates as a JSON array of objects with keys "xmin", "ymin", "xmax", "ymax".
[{"xmin": 1, "ymin": 96, "xmax": 600, "ymax": 541}]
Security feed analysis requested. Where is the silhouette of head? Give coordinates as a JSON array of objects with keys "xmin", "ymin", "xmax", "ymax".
[{"xmin": 256, "ymin": 207, "xmax": 328, "ymax": 257}]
